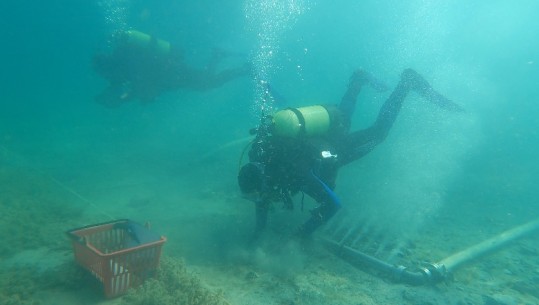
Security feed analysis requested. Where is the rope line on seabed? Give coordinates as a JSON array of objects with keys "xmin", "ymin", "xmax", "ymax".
[{"xmin": 0, "ymin": 145, "xmax": 115, "ymax": 220}]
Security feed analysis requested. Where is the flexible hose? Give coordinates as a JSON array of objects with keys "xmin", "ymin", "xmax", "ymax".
[
  {"xmin": 322, "ymin": 216, "xmax": 539, "ymax": 285},
  {"xmin": 434, "ymin": 216, "xmax": 539, "ymax": 277}
]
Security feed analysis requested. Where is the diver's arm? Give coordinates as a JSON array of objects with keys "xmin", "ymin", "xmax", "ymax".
[
  {"xmin": 254, "ymin": 199, "xmax": 269, "ymax": 234},
  {"xmin": 298, "ymin": 170, "xmax": 341, "ymax": 236}
]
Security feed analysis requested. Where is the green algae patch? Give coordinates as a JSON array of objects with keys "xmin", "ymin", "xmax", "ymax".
[
  {"xmin": 0, "ymin": 167, "xmax": 83, "ymax": 259},
  {"xmin": 121, "ymin": 257, "xmax": 229, "ymax": 305}
]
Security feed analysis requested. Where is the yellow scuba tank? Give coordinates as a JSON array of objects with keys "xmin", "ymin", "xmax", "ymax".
[
  {"xmin": 272, "ymin": 105, "xmax": 331, "ymax": 138},
  {"xmin": 121, "ymin": 30, "xmax": 171, "ymax": 55}
]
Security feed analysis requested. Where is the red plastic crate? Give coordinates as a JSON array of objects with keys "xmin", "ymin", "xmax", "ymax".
[{"xmin": 67, "ymin": 219, "xmax": 166, "ymax": 298}]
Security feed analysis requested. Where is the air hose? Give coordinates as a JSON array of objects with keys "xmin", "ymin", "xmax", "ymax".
[{"xmin": 322, "ymin": 216, "xmax": 539, "ymax": 285}]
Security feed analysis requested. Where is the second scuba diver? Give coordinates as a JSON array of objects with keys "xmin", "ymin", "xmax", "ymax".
[{"xmin": 93, "ymin": 30, "xmax": 251, "ymax": 107}]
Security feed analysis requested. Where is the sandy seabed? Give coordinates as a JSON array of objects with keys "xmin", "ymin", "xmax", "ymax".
[{"xmin": 1, "ymin": 161, "xmax": 538, "ymax": 305}]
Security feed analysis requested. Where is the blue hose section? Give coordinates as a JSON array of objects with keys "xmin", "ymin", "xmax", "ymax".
[{"xmin": 310, "ymin": 170, "xmax": 341, "ymax": 208}]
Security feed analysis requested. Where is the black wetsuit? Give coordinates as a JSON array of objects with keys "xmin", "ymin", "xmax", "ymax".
[{"xmin": 242, "ymin": 69, "xmax": 463, "ymax": 237}]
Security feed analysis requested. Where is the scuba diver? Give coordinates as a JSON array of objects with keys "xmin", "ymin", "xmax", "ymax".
[
  {"xmin": 238, "ymin": 68, "xmax": 464, "ymax": 240},
  {"xmin": 93, "ymin": 30, "xmax": 251, "ymax": 107}
]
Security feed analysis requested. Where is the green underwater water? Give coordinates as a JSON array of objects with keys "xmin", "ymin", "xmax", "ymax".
[{"xmin": 1, "ymin": 0, "xmax": 539, "ymax": 304}]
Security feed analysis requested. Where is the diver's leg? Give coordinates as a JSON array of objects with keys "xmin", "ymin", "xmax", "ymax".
[
  {"xmin": 204, "ymin": 48, "xmax": 224, "ymax": 73},
  {"xmin": 339, "ymin": 69, "xmax": 388, "ymax": 129},
  {"xmin": 401, "ymin": 69, "xmax": 464, "ymax": 112},
  {"xmin": 297, "ymin": 173, "xmax": 341, "ymax": 237},
  {"xmin": 376, "ymin": 68, "xmax": 463, "ymax": 130},
  {"xmin": 214, "ymin": 64, "xmax": 251, "ymax": 84},
  {"xmin": 206, "ymin": 47, "xmax": 245, "ymax": 73},
  {"xmin": 191, "ymin": 64, "xmax": 251, "ymax": 90},
  {"xmin": 174, "ymin": 48, "xmax": 245, "ymax": 87},
  {"xmin": 298, "ymin": 202, "xmax": 338, "ymax": 236},
  {"xmin": 342, "ymin": 78, "xmax": 409, "ymax": 161},
  {"xmin": 170, "ymin": 63, "xmax": 247, "ymax": 91},
  {"xmin": 338, "ymin": 69, "xmax": 462, "ymax": 165}
]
